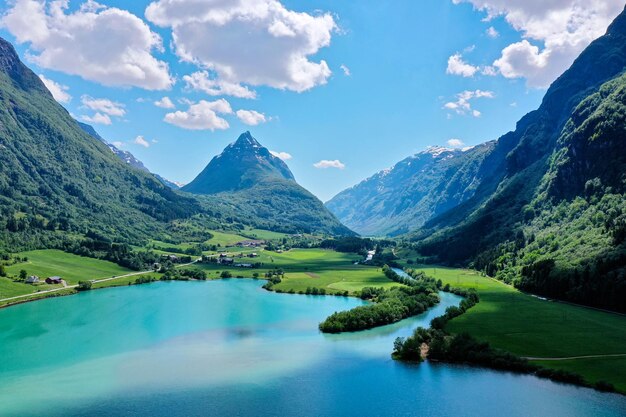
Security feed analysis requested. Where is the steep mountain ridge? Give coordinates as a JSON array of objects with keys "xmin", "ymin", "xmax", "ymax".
[
  {"xmin": 414, "ymin": 6, "xmax": 626, "ymax": 311},
  {"xmin": 0, "ymin": 36, "xmax": 201, "ymax": 248}
]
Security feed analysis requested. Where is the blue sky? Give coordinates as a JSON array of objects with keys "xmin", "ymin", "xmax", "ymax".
[{"xmin": 0, "ymin": 0, "xmax": 622, "ymax": 201}]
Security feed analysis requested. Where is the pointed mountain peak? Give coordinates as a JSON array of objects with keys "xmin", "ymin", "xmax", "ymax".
[
  {"xmin": 234, "ymin": 131, "xmax": 260, "ymax": 147},
  {"xmin": 183, "ymin": 132, "xmax": 295, "ymax": 195}
]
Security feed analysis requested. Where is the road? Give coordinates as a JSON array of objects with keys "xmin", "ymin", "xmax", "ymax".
[{"xmin": 0, "ymin": 259, "xmax": 199, "ymax": 304}]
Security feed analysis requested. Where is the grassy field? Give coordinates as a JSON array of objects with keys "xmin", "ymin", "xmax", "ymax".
[
  {"xmin": 410, "ymin": 265, "xmax": 626, "ymax": 392},
  {"xmin": 192, "ymin": 248, "xmax": 395, "ymax": 295},
  {"xmin": 6, "ymin": 250, "xmax": 132, "ymax": 285},
  {"xmin": 240, "ymin": 227, "xmax": 290, "ymax": 241},
  {"xmin": 0, "ymin": 250, "xmax": 134, "ymax": 302}
]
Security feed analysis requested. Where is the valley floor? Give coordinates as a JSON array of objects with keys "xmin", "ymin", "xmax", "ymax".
[
  {"xmin": 407, "ymin": 265, "xmax": 626, "ymax": 393},
  {"xmin": 2, "ymin": 240, "xmax": 625, "ymax": 394}
]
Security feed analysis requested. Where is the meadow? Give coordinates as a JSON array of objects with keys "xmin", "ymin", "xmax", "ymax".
[
  {"xmin": 192, "ymin": 248, "xmax": 395, "ymax": 294},
  {"xmin": 5, "ymin": 250, "xmax": 132, "ymax": 285},
  {"xmin": 409, "ymin": 265, "xmax": 626, "ymax": 392}
]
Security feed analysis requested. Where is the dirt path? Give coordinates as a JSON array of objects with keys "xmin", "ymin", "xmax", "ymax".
[
  {"xmin": 305, "ymin": 272, "xmax": 320, "ymax": 278},
  {"xmin": 524, "ymin": 353, "xmax": 626, "ymax": 361}
]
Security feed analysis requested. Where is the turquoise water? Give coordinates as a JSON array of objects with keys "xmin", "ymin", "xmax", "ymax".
[{"xmin": 0, "ymin": 279, "xmax": 625, "ymax": 416}]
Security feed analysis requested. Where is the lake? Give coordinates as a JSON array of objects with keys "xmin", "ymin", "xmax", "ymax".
[{"xmin": 0, "ymin": 279, "xmax": 625, "ymax": 416}]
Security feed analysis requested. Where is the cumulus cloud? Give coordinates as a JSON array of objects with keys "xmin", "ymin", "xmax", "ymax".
[
  {"xmin": 1, "ymin": 0, "xmax": 173, "ymax": 90},
  {"xmin": 154, "ymin": 96, "xmax": 175, "ymax": 109},
  {"xmin": 182, "ymin": 71, "xmax": 256, "ymax": 99},
  {"xmin": 313, "ymin": 159, "xmax": 345, "ymax": 169},
  {"xmin": 134, "ymin": 135, "xmax": 150, "ymax": 148},
  {"xmin": 486, "ymin": 26, "xmax": 499, "ymax": 38},
  {"xmin": 38, "ymin": 74, "xmax": 71, "ymax": 103},
  {"xmin": 340, "ymin": 64, "xmax": 351, "ymax": 76},
  {"xmin": 80, "ymin": 112, "xmax": 111, "ymax": 125},
  {"xmin": 446, "ymin": 53, "xmax": 479, "ymax": 77},
  {"xmin": 81, "ymin": 96, "xmax": 126, "ymax": 116},
  {"xmin": 145, "ymin": 0, "xmax": 337, "ymax": 92},
  {"xmin": 236, "ymin": 110, "xmax": 266, "ymax": 126},
  {"xmin": 111, "ymin": 141, "xmax": 124, "ymax": 148},
  {"xmin": 270, "ymin": 150, "xmax": 292, "ymax": 161},
  {"xmin": 447, "ymin": 138, "xmax": 465, "ymax": 148},
  {"xmin": 164, "ymin": 99, "xmax": 232, "ymax": 130},
  {"xmin": 444, "ymin": 89, "xmax": 494, "ymax": 117},
  {"xmin": 453, "ymin": 0, "xmax": 624, "ymax": 88}
]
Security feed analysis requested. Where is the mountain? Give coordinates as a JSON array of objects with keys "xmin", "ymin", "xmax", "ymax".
[
  {"xmin": 184, "ymin": 132, "xmax": 353, "ymax": 235},
  {"xmin": 0, "ymin": 36, "xmax": 201, "ymax": 249},
  {"xmin": 326, "ymin": 143, "xmax": 499, "ymax": 236},
  {"xmin": 414, "ymin": 7, "xmax": 626, "ymax": 312},
  {"xmin": 77, "ymin": 122, "xmax": 182, "ymax": 189},
  {"xmin": 183, "ymin": 131, "xmax": 294, "ymax": 194}
]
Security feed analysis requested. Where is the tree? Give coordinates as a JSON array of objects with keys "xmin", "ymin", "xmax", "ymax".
[
  {"xmin": 77, "ymin": 281, "xmax": 92, "ymax": 291},
  {"xmin": 0, "ymin": 265, "xmax": 5, "ymax": 277},
  {"xmin": 19, "ymin": 269, "xmax": 27, "ymax": 280}
]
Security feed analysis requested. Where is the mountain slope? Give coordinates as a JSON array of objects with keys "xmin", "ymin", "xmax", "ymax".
[
  {"xmin": 184, "ymin": 132, "xmax": 353, "ymax": 235},
  {"xmin": 326, "ymin": 143, "xmax": 499, "ymax": 236},
  {"xmin": 415, "ymin": 7, "xmax": 626, "ymax": 312},
  {"xmin": 77, "ymin": 121, "xmax": 182, "ymax": 189},
  {"xmin": 0, "ymin": 36, "xmax": 200, "ymax": 248}
]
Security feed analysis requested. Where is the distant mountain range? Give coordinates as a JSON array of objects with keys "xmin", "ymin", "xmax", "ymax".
[
  {"xmin": 328, "ymin": 5, "xmax": 626, "ymax": 312},
  {"xmin": 185, "ymin": 132, "xmax": 353, "ymax": 236},
  {"xmin": 326, "ymin": 143, "xmax": 499, "ymax": 236}
]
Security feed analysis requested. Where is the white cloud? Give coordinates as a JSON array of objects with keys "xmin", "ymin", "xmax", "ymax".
[
  {"xmin": 81, "ymin": 96, "xmax": 126, "ymax": 116},
  {"xmin": 446, "ymin": 53, "xmax": 479, "ymax": 77},
  {"xmin": 1, "ymin": 0, "xmax": 173, "ymax": 90},
  {"xmin": 38, "ymin": 74, "xmax": 71, "ymax": 103},
  {"xmin": 146, "ymin": 0, "xmax": 337, "ymax": 93},
  {"xmin": 486, "ymin": 26, "xmax": 499, "ymax": 38},
  {"xmin": 340, "ymin": 64, "xmax": 351, "ymax": 76},
  {"xmin": 270, "ymin": 150, "xmax": 292, "ymax": 161},
  {"xmin": 444, "ymin": 89, "xmax": 494, "ymax": 117},
  {"xmin": 453, "ymin": 0, "xmax": 624, "ymax": 88},
  {"xmin": 111, "ymin": 141, "xmax": 124, "ymax": 148},
  {"xmin": 236, "ymin": 110, "xmax": 266, "ymax": 126},
  {"xmin": 313, "ymin": 159, "xmax": 345, "ymax": 169},
  {"xmin": 182, "ymin": 71, "xmax": 256, "ymax": 99},
  {"xmin": 80, "ymin": 112, "xmax": 111, "ymax": 125},
  {"xmin": 154, "ymin": 96, "xmax": 175, "ymax": 109},
  {"xmin": 134, "ymin": 135, "xmax": 150, "ymax": 148},
  {"xmin": 164, "ymin": 99, "xmax": 232, "ymax": 131},
  {"xmin": 447, "ymin": 138, "xmax": 465, "ymax": 148}
]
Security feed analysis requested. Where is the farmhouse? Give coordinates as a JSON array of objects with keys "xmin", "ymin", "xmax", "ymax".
[
  {"xmin": 235, "ymin": 263, "xmax": 254, "ymax": 268},
  {"xmin": 26, "ymin": 275, "xmax": 39, "ymax": 284},
  {"xmin": 218, "ymin": 257, "xmax": 234, "ymax": 265},
  {"xmin": 248, "ymin": 253, "xmax": 259, "ymax": 258},
  {"xmin": 45, "ymin": 276, "xmax": 63, "ymax": 284}
]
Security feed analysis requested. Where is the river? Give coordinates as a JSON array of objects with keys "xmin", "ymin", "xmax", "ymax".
[{"xmin": 0, "ymin": 279, "xmax": 624, "ymax": 416}]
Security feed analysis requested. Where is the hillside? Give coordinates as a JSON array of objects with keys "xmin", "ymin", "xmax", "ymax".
[
  {"xmin": 184, "ymin": 132, "xmax": 353, "ymax": 236},
  {"xmin": 415, "ymin": 6, "xmax": 626, "ymax": 312},
  {"xmin": 0, "ymin": 36, "xmax": 201, "ymax": 249},
  {"xmin": 77, "ymin": 122, "xmax": 182, "ymax": 189},
  {"xmin": 326, "ymin": 143, "xmax": 500, "ymax": 236}
]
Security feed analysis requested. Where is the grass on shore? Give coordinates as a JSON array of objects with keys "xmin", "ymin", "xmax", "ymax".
[{"xmin": 410, "ymin": 265, "xmax": 626, "ymax": 393}]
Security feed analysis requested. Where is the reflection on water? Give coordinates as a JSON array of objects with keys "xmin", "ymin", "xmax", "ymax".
[{"xmin": 0, "ymin": 280, "xmax": 624, "ymax": 417}]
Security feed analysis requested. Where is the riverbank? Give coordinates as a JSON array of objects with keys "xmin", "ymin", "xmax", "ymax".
[{"xmin": 406, "ymin": 265, "xmax": 626, "ymax": 393}]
